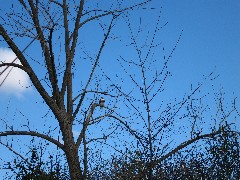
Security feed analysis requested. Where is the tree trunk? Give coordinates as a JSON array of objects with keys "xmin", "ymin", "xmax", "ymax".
[
  {"xmin": 62, "ymin": 123, "xmax": 83, "ymax": 180},
  {"xmin": 65, "ymin": 144, "xmax": 83, "ymax": 180}
]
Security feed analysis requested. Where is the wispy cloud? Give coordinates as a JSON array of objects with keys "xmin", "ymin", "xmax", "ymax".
[{"xmin": 0, "ymin": 47, "xmax": 31, "ymax": 97}]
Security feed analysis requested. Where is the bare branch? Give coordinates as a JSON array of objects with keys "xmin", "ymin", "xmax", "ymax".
[
  {"xmin": 48, "ymin": 24, "xmax": 60, "ymax": 105},
  {"xmin": 76, "ymin": 103, "xmax": 98, "ymax": 148},
  {"xmin": 69, "ymin": 0, "xmax": 153, "ymax": 41},
  {"xmin": 18, "ymin": 0, "xmax": 32, "ymax": 17},
  {"xmin": 0, "ymin": 131, "xmax": 64, "ymax": 150},
  {"xmin": 152, "ymin": 83, "xmax": 203, "ymax": 139},
  {"xmin": 0, "ymin": 25, "xmax": 60, "ymax": 115},
  {"xmin": 73, "ymin": 16, "xmax": 115, "ymax": 119},
  {"xmin": 0, "ymin": 63, "xmax": 30, "ymax": 87},
  {"xmin": 0, "ymin": 32, "xmax": 39, "ymax": 79},
  {"xmin": 59, "ymin": 0, "xmax": 84, "ymax": 107},
  {"xmin": 49, "ymin": 0, "xmax": 63, "ymax": 8},
  {"xmin": 73, "ymin": 90, "xmax": 117, "ymax": 102},
  {"xmin": 0, "ymin": 141, "xmax": 32, "ymax": 167},
  {"xmin": 152, "ymin": 128, "xmax": 224, "ymax": 167},
  {"xmin": 28, "ymin": 0, "xmax": 60, "ymax": 98},
  {"xmin": 59, "ymin": 0, "xmax": 70, "ymax": 98},
  {"xmin": 0, "ymin": 63, "xmax": 30, "ymax": 73},
  {"xmin": 106, "ymin": 114, "xmax": 146, "ymax": 149}
]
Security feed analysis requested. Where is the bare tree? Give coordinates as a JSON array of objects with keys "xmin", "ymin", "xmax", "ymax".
[
  {"xmin": 0, "ymin": 1, "xmax": 239, "ymax": 180},
  {"xmin": 0, "ymin": 1, "xmax": 153, "ymax": 179},
  {"xmin": 102, "ymin": 10, "xmax": 239, "ymax": 179}
]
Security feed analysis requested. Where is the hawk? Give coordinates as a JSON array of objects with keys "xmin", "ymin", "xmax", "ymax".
[{"xmin": 99, "ymin": 97, "xmax": 105, "ymax": 109}]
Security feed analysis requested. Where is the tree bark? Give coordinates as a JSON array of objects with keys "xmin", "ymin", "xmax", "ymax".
[
  {"xmin": 65, "ymin": 144, "xmax": 83, "ymax": 180},
  {"xmin": 63, "ymin": 125, "xmax": 83, "ymax": 180},
  {"xmin": 58, "ymin": 111, "xmax": 83, "ymax": 180}
]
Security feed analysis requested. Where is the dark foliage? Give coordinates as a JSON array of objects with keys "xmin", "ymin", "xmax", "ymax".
[
  {"xmin": 87, "ymin": 124, "xmax": 240, "ymax": 179},
  {"xmin": 5, "ymin": 146, "xmax": 69, "ymax": 180}
]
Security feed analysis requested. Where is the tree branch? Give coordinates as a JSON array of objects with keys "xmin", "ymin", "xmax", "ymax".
[
  {"xmin": 69, "ymin": 0, "xmax": 153, "ymax": 41},
  {"xmin": 106, "ymin": 114, "xmax": 145, "ymax": 149},
  {"xmin": 152, "ymin": 83, "xmax": 203, "ymax": 139},
  {"xmin": 48, "ymin": 25, "xmax": 60, "ymax": 105},
  {"xmin": 76, "ymin": 103, "xmax": 98, "ymax": 148},
  {"xmin": 18, "ymin": 0, "xmax": 32, "ymax": 17},
  {"xmin": 49, "ymin": 0, "xmax": 63, "ymax": 8},
  {"xmin": 0, "ymin": 63, "xmax": 30, "ymax": 74},
  {"xmin": 0, "ymin": 25, "xmax": 60, "ymax": 115},
  {"xmin": 152, "ymin": 128, "xmax": 224, "ymax": 168},
  {"xmin": 60, "ymin": 0, "xmax": 84, "ymax": 103},
  {"xmin": 59, "ymin": 0, "xmax": 70, "ymax": 99},
  {"xmin": 0, "ymin": 141, "xmax": 32, "ymax": 167},
  {"xmin": 0, "ymin": 131, "xmax": 64, "ymax": 150},
  {"xmin": 73, "ymin": 16, "xmax": 114, "ymax": 120},
  {"xmin": 28, "ymin": 0, "xmax": 59, "ymax": 99}
]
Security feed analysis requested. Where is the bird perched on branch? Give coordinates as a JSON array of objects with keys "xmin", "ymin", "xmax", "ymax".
[{"xmin": 99, "ymin": 97, "xmax": 105, "ymax": 109}]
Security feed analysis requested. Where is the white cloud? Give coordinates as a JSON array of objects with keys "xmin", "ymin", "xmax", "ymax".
[{"xmin": 0, "ymin": 47, "xmax": 31, "ymax": 97}]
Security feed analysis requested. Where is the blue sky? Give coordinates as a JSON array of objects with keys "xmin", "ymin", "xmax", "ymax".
[
  {"xmin": 0, "ymin": 0, "xmax": 240, "ymax": 177},
  {"xmin": 1, "ymin": 1, "xmax": 239, "ymax": 98},
  {"xmin": 164, "ymin": 1, "xmax": 240, "ymax": 97}
]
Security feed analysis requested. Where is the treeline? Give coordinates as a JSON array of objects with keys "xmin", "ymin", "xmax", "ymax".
[{"xmin": 5, "ymin": 124, "xmax": 240, "ymax": 179}]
